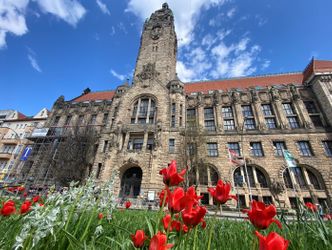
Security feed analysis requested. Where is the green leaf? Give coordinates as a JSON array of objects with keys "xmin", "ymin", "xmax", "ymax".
[
  {"xmin": 61, "ymin": 229, "xmax": 84, "ymax": 249},
  {"xmin": 145, "ymin": 216, "xmax": 155, "ymax": 237}
]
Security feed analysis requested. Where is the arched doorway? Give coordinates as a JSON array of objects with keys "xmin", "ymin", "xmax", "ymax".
[{"xmin": 120, "ymin": 167, "xmax": 142, "ymax": 198}]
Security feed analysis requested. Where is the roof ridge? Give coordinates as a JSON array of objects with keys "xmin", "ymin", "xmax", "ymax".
[{"xmin": 185, "ymin": 71, "xmax": 303, "ymax": 85}]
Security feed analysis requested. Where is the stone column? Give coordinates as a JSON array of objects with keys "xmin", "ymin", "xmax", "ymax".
[
  {"xmin": 215, "ymin": 104, "xmax": 223, "ymax": 132},
  {"xmin": 273, "ymin": 101, "xmax": 289, "ymax": 129},
  {"xmin": 197, "ymin": 105, "xmax": 204, "ymax": 129},
  {"xmin": 143, "ymin": 132, "xmax": 148, "ymax": 151},
  {"xmin": 253, "ymin": 101, "xmax": 266, "ymax": 130},
  {"xmin": 293, "ymin": 98, "xmax": 312, "ymax": 128},
  {"xmin": 233, "ymin": 103, "xmax": 244, "ymax": 131},
  {"xmin": 123, "ymin": 132, "xmax": 130, "ymax": 151}
]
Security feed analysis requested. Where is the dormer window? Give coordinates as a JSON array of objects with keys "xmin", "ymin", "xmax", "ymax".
[{"xmin": 131, "ymin": 97, "xmax": 156, "ymax": 124}]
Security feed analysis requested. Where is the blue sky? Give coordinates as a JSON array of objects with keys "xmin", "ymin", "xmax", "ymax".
[{"xmin": 0, "ymin": 0, "xmax": 331, "ymax": 116}]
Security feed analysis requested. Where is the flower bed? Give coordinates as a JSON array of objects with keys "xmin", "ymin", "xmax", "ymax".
[{"xmin": 0, "ymin": 161, "xmax": 331, "ymax": 249}]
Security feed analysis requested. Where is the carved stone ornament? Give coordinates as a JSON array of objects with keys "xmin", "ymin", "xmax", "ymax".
[
  {"xmin": 136, "ymin": 63, "xmax": 160, "ymax": 82},
  {"xmin": 250, "ymin": 89, "xmax": 259, "ymax": 102},
  {"xmin": 150, "ymin": 25, "xmax": 162, "ymax": 40},
  {"xmin": 232, "ymin": 91, "xmax": 241, "ymax": 103},
  {"xmin": 270, "ymin": 87, "xmax": 281, "ymax": 101},
  {"xmin": 124, "ymin": 157, "xmax": 139, "ymax": 165},
  {"xmin": 290, "ymin": 85, "xmax": 301, "ymax": 100}
]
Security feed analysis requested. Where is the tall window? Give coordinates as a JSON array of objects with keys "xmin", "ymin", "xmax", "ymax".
[
  {"xmin": 147, "ymin": 134, "xmax": 154, "ymax": 150},
  {"xmin": 0, "ymin": 160, "xmax": 7, "ymax": 169},
  {"xmin": 179, "ymin": 104, "xmax": 183, "ymax": 127},
  {"xmin": 282, "ymin": 103, "xmax": 299, "ymax": 128},
  {"xmin": 297, "ymin": 141, "xmax": 313, "ymax": 156},
  {"xmin": 250, "ymin": 142, "xmax": 264, "ymax": 157},
  {"xmin": 169, "ymin": 139, "xmax": 175, "ymax": 153},
  {"xmin": 222, "ymin": 106, "xmax": 235, "ymax": 130},
  {"xmin": 186, "ymin": 108, "xmax": 196, "ymax": 127},
  {"xmin": 102, "ymin": 113, "xmax": 109, "ymax": 124},
  {"xmin": 207, "ymin": 143, "xmax": 218, "ymax": 157},
  {"xmin": 304, "ymin": 101, "xmax": 323, "ymax": 128},
  {"xmin": 273, "ymin": 141, "xmax": 286, "ymax": 156},
  {"xmin": 128, "ymin": 134, "xmax": 144, "ymax": 151},
  {"xmin": 242, "ymin": 105, "xmax": 256, "ymax": 129},
  {"xmin": 233, "ymin": 166, "xmax": 268, "ymax": 188},
  {"xmin": 65, "ymin": 115, "xmax": 72, "ymax": 126},
  {"xmin": 204, "ymin": 107, "xmax": 216, "ymax": 131},
  {"xmin": 261, "ymin": 104, "xmax": 277, "ymax": 129},
  {"xmin": 131, "ymin": 97, "xmax": 156, "ymax": 124},
  {"xmin": 171, "ymin": 103, "xmax": 176, "ymax": 128},
  {"xmin": 322, "ymin": 141, "xmax": 332, "ymax": 156},
  {"xmin": 90, "ymin": 114, "xmax": 97, "ymax": 125},
  {"xmin": 227, "ymin": 142, "xmax": 241, "ymax": 156},
  {"xmin": 52, "ymin": 116, "xmax": 60, "ymax": 126},
  {"xmin": 78, "ymin": 115, "xmax": 84, "ymax": 125}
]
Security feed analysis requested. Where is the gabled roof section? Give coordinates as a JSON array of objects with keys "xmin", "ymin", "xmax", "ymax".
[
  {"xmin": 303, "ymin": 59, "xmax": 332, "ymax": 81},
  {"xmin": 184, "ymin": 72, "xmax": 303, "ymax": 94},
  {"xmin": 71, "ymin": 90, "xmax": 115, "ymax": 102}
]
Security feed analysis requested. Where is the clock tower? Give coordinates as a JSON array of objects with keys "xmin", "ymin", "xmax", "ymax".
[{"xmin": 133, "ymin": 3, "xmax": 178, "ymax": 87}]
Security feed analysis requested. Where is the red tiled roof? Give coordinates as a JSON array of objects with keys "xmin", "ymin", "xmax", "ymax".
[
  {"xmin": 68, "ymin": 59, "xmax": 332, "ymax": 101},
  {"xmin": 72, "ymin": 91, "xmax": 115, "ymax": 102},
  {"xmin": 184, "ymin": 73, "xmax": 303, "ymax": 94},
  {"xmin": 17, "ymin": 112, "xmax": 27, "ymax": 120}
]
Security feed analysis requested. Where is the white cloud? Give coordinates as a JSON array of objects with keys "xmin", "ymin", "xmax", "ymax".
[
  {"xmin": 0, "ymin": 0, "xmax": 29, "ymax": 49},
  {"xmin": 27, "ymin": 48, "xmax": 42, "ymax": 72},
  {"xmin": 35, "ymin": 0, "xmax": 86, "ymax": 27},
  {"xmin": 226, "ymin": 7, "xmax": 236, "ymax": 18},
  {"xmin": 126, "ymin": 0, "xmax": 226, "ymax": 47},
  {"xmin": 110, "ymin": 69, "xmax": 126, "ymax": 81},
  {"xmin": 176, "ymin": 61, "xmax": 195, "ymax": 82},
  {"xmin": 96, "ymin": 0, "xmax": 110, "ymax": 15}
]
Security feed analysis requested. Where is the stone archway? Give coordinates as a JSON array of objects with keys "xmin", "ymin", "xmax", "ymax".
[{"xmin": 119, "ymin": 166, "xmax": 142, "ymax": 198}]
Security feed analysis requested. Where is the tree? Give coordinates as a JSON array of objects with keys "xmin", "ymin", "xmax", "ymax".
[{"xmin": 50, "ymin": 126, "xmax": 99, "ymax": 186}]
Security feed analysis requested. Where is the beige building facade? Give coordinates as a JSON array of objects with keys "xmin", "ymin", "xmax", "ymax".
[{"xmin": 23, "ymin": 4, "xmax": 332, "ymax": 209}]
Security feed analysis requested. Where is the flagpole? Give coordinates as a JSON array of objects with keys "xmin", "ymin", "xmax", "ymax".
[
  {"xmin": 241, "ymin": 118, "xmax": 252, "ymax": 206},
  {"xmin": 282, "ymin": 148, "xmax": 298, "ymax": 208}
]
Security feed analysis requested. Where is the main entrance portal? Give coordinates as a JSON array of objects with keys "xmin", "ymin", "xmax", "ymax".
[{"xmin": 120, "ymin": 167, "xmax": 142, "ymax": 198}]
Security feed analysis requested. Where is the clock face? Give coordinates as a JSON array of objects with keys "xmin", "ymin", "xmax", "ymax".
[{"xmin": 150, "ymin": 25, "xmax": 162, "ymax": 40}]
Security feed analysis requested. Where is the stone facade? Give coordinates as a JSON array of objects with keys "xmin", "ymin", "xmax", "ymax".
[{"xmin": 22, "ymin": 4, "xmax": 332, "ymax": 210}]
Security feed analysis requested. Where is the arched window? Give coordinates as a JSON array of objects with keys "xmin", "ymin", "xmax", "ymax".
[
  {"xmin": 233, "ymin": 165, "xmax": 268, "ymax": 188},
  {"xmin": 188, "ymin": 165, "xmax": 219, "ymax": 186},
  {"xmin": 307, "ymin": 168, "xmax": 321, "ymax": 190},
  {"xmin": 131, "ymin": 97, "xmax": 156, "ymax": 124},
  {"xmin": 120, "ymin": 167, "xmax": 142, "ymax": 197}
]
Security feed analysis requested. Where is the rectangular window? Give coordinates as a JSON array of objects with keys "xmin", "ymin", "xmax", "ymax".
[
  {"xmin": 222, "ymin": 106, "xmax": 234, "ymax": 118},
  {"xmin": 287, "ymin": 117, "xmax": 299, "ymax": 129},
  {"xmin": 52, "ymin": 116, "xmax": 60, "ymax": 126},
  {"xmin": 273, "ymin": 141, "xmax": 286, "ymax": 156},
  {"xmin": 171, "ymin": 103, "xmax": 176, "ymax": 114},
  {"xmin": 186, "ymin": 108, "xmax": 196, "ymax": 127},
  {"xmin": 310, "ymin": 115, "xmax": 323, "ymax": 127},
  {"xmin": 261, "ymin": 104, "xmax": 274, "ymax": 116},
  {"xmin": 103, "ymin": 140, "xmax": 108, "ymax": 153},
  {"xmin": 227, "ymin": 142, "xmax": 241, "ymax": 156},
  {"xmin": 103, "ymin": 113, "xmax": 109, "ymax": 124},
  {"xmin": 207, "ymin": 143, "xmax": 218, "ymax": 157},
  {"xmin": 78, "ymin": 115, "xmax": 84, "ymax": 125},
  {"xmin": 265, "ymin": 118, "xmax": 277, "ymax": 129},
  {"xmin": 244, "ymin": 118, "xmax": 256, "ymax": 130},
  {"xmin": 323, "ymin": 141, "xmax": 332, "ymax": 156},
  {"xmin": 171, "ymin": 116, "xmax": 176, "ymax": 128},
  {"xmin": 242, "ymin": 105, "xmax": 254, "ymax": 117},
  {"xmin": 187, "ymin": 143, "xmax": 196, "ymax": 156},
  {"xmin": 0, "ymin": 160, "xmax": 7, "ymax": 169},
  {"xmin": 204, "ymin": 107, "xmax": 215, "ymax": 131},
  {"xmin": 90, "ymin": 114, "xmax": 97, "ymax": 125},
  {"xmin": 147, "ymin": 135, "xmax": 154, "ymax": 150},
  {"xmin": 224, "ymin": 119, "xmax": 235, "ymax": 130},
  {"xmin": 65, "ymin": 115, "xmax": 72, "ymax": 126},
  {"xmin": 180, "ymin": 104, "xmax": 183, "ymax": 116},
  {"xmin": 127, "ymin": 135, "xmax": 144, "ymax": 151},
  {"xmin": 96, "ymin": 163, "xmax": 102, "ymax": 179},
  {"xmin": 250, "ymin": 142, "xmax": 264, "ymax": 157},
  {"xmin": 297, "ymin": 141, "xmax": 313, "ymax": 156},
  {"xmin": 304, "ymin": 101, "xmax": 318, "ymax": 114},
  {"xmin": 282, "ymin": 103, "xmax": 295, "ymax": 115},
  {"xmin": 169, "ymin": 139, "xmax": 175, "ymax": 153}
]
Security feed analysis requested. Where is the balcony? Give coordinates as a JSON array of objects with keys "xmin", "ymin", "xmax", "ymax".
[{"xmin": 0, "ymin": 152, "xmax": 12, "ymax": 159}]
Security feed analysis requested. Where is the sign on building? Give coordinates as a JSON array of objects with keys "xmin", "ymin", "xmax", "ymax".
[
  {"xmin": 20, "ymin": 147, "xmax": 32, "ymax": 161},
  {"xmin": 30, "ymin": 128, "xmax": 49, "ymax": 137}
]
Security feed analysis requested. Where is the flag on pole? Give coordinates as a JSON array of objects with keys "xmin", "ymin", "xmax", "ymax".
[
  {"xmin": 228, "ymin": 149, "xmax": 244, "ymax": 165},
  {"xmin": 282, "ymin": 149, "xmax": 297, "ymax": 168}
]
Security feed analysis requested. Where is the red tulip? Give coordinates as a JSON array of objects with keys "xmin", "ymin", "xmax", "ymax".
[
  {"xmin": 149, "ymin": 231, "xmax": 173, "ymax": 250},
  {"xmin": 131, "ymin": 229, "xmax": 147, "ymax": 248},
  {"xmin": 20, "ymin": 200, "xmax": 32, "ymax": 214},
  {"xmin": 125, "ymin": 201, "xmax": 132, "ymax": 209},
  {"xmin": 208, "ymin": 179, "xmax": 237, "ymax": 205},
  {"xmin": 324, "ymin": 214, "xmax": 332, "ymax": 220},
  {"xmin": 1, "ymin": 200, "xmax": 16, "ymax": 216},
  {"xmin": 305, "ymin": 202, "xmax": 317, "ymax": 212},
  {"xmin": 159, "ymin": 160, "xmax": 186, "ymax": 187},
  {"xmin": 182, "ymin": 205, "xmax": 207, "ymax": 228},
  {"xmin": 23, "ymin": 192, "xmax": 28, "ymax": 197},
  {"xmin": 39, "ymin": 204, "xmax": 44, "ymax": 207},
  {"xmin": 98, "ymin": 213, "xmax": 103, "ymax": 220},
  {"xmin": 17, "ymin": 186, "xmax": 25, "ymax": 192},
  {"xmin": 167, "ymin": 187, "xmax": 185, "ymax": 213},
  {"xmin": 32, "ymin": 195, "xmax": 40, "ymax": 203},
  {"xmin": 182, "ymin": 186, "xmax": 202, "ymax": 210},
  {"xmin": 162, "ymin": 214, "xmax": 172, "ymax": 231},
  {"xmin": 243, "ymin": 200, "xmax": 282, "ymax": 230},
  {"xmin": 255, "ymin": 231, "xmax": 289, "ymax": 250}
]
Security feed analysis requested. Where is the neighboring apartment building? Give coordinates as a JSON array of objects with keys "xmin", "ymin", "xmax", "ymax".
[
  {"xmin": 22, "ymin": 4, "xmax": 332, "ymax": 209},
  {"xmin": 0, "ymin": 108, "xmax": 48, "ymax": 183}
]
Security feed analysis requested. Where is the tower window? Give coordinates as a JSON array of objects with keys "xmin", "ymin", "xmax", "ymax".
[{"xmin": 131, "ymin": 97, "xmax": 156, "ymax": 124}]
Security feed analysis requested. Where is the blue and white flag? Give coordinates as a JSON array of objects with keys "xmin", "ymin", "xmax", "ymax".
[{"xmin": 282, "ymin": 149, "xmax": 297, "ymax": 168}]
